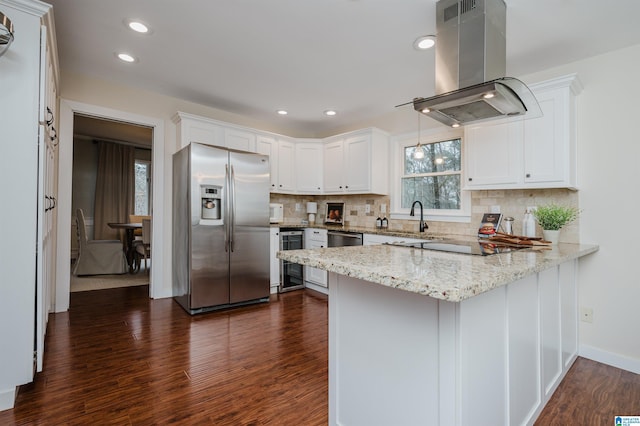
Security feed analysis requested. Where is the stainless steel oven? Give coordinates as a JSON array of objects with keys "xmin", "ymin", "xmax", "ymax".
[{"xmin": 279, "ymin": 229, "xmax": 304, "ymax": 292}]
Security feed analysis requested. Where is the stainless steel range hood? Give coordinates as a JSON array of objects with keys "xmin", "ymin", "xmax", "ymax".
[{"xmin": 412, "ymin": 0, "xmax": 540, "ymax": 127}]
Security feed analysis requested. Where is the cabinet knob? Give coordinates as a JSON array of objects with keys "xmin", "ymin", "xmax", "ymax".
[
  {"xmin": 317, "ymin": 187, "xmax": 320, "ymax": 190},
  {"xmin": 468, "ymin": 177, "xmax": 473, "ymax": 181},
  {"xmin": 526, "ymin": 173, "xmax": 531, "ymax": 178},
  {"xmin": 339, "ymin": 186, "xmax": 343, "ymax": 189},
  {"xmin": 279, "ymin": 184, "xmax": 282, "ymax": 187},
  {"xmin": 345, "ymin": 185, "xmax": 349, "ymax": 189},
  {"xmin": 271, "ymin": 184, "xmax": 275, "ymax": 187}
]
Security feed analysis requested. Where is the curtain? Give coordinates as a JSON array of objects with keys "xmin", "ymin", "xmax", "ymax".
[{"xmin": 94, "ymin": 141, "xmax": 135, "ymax": 241}]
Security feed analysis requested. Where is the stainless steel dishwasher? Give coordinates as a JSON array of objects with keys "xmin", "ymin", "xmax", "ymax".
[{"xmin": 327, "ymin": 230, "xmax": 363, "ymax": 247}]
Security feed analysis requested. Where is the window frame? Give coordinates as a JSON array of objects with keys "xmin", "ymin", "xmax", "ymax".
[{"xmin": 390, "ymin": 127, "xmax": 470, "ymax": 223}]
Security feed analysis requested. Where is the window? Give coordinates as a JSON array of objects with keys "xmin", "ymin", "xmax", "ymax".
[
  {"xmin": 392, "ymin": 130, "xmax": 469, "ymax": 221},
  {"xmin": 134, "ymin": 159, "xmax": 151, "ymax": 215},
  {"xmin": 402, "ymin": 139, "xmax": 461, "ymax": 209}
]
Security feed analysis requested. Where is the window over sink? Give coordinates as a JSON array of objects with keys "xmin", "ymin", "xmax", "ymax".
[{"xmin": 392, "ymin": 129, "xmax": 470, "ymax": 222}]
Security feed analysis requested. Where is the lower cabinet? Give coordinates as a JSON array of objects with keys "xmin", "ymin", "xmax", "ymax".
[
  {"xmin": 329, "ymin": 259, "xmax": 579, "ymax": 425},
  {"xmin": 269, "ymin": 228, "xmax": 280, "ymax": 294},
  {"xmin": 304, "ymin": 228, "xmax": 328, "ymax": 294}
]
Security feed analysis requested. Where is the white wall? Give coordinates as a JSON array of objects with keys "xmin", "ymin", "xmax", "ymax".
[
  {"xmin": 57, "ymin": 44, "xmax": 640, "ymax": 372},
  {"xmin": 521, "ymin": 44, "xmax": 640, "ymax": 372}
]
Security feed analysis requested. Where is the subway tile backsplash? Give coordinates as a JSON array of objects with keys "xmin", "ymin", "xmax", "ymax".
[{"xmin": 271, "ymin": 188, "xmax": 579, "ymax": 243}]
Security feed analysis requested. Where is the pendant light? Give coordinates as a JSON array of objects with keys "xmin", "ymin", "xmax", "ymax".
[
  {"xmin": 413, "ymin": 112, "xmax": 425, "ymax": 160},
  {"xmin": 0, "ymin": 11, "xmax": 15, "ymax": 58}
]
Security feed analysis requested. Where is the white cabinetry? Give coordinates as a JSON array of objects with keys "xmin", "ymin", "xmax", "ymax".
[
  {"xmin": 464, "ymin": 74, "xmax": 582, "ymax": 190},
  {"xmin": 276, "ymin": 139, "xmax": 296, "ymax": 192},
  {"xmin": 173, "ymin": 112, "xmax": 257, "ymax": 152},
  {"xmin": 224, "ymin": 127, "xmax": 255, "ymax": 152},
  {"xmin": 255, "ymin": 136, "xmax": 296, "ymax": 193},
  {"xmin": 256, "ymin": 135, "xmax": 278, "ymax": 191},
  {"xmin": 174, "ymin": 112, "xmax": 222, "ymax": 148},
  {"xmin": 0, "ymin": 0, "xmax": 58, "ymax": 410},
  {"xmin": 323, "ymin": 128, "xmax": 389, "ymax": 195},
  {"xmin": 269, "ymin": 228, "xmax": 280, "ymax": 294},
  {"xmin": 295, "ymin": 140, "xmax": 323, "ymax": 193},
  {"xmin": 304, "ymin": 228, "xmax": 328, "ymax": 294}
]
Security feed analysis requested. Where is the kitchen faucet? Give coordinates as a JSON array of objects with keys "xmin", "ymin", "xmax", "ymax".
[{"xmin": 409, "ymin": 200, "xmax": 428, "ymax": 232}]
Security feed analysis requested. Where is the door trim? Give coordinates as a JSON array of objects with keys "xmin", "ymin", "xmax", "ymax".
[{"xmin": 55, "ymin": 99, "xmax": 166, "ymax": 311}]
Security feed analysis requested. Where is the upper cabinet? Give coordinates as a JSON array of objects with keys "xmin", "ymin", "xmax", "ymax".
[
  {"xmin": 323, "ymin": 128, "xmax": 390, "ymax": 195},
  {"xmin": 295, "ymin": 140, "xmax": 323, "ymax": 193},
  {"xmin": 224, "ymin": 128, "xmax": 256, "ymax": 152},
  {"xmin": 255, "ymin": 135, "xmax": 295, "ymax": 193},
  {"xmin": 174, "ymin": 113, "xmax": 390, "ymax": 195},
  {"xmin": 464, "ymin": 74, "xmax": 583, "ymax": 190}
]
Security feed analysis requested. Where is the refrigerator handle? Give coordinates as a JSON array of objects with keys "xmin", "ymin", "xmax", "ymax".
[
  {"xmin": 230, "ymin": 164, "xmax": 236, "ymax": 252},
  {"xmin": 224, "ymin": 164, "xmax": 230, "ymax": 252}
]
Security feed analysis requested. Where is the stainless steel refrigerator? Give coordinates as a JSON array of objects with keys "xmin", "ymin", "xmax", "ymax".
[{"xmin": 172, "ymin": 142, "xmax": 270, "ymax": 314}]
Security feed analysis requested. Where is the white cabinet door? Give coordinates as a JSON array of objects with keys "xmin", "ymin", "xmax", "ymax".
[
  {"xmin": 304, "ymin": 229, "xmax": 328, "ymax": 287},
  {"xmin": 256, "ymin": 135, "xmax": 278, "ymax": 192},
  {"xmin": 276, "ymin": 139, "xmax": 296, "ymax": 192},
  {"xmin": 175, "ymin": 113, "xmax": 221, "ymax": 148},
  {"xmin": 344, "ymin": 134, "xmax": 371, "ymax": 192},
  {"xmin": 465, "ymin": 120, "xmax": 523, "ymax": 187},
  {"xmin": 269, "ymin": 228, "xmax": 280, "ymax": 292},
  {"xmin": 224, "ymin": 128, "xmax": 256, "ymax": 152},
  {"xmin": 524, "ymin": 88, "xmax": 567, "ymax": 184},
  {"xmin": 464, "ymin": 74, "xmax": 580, "ymax": 190},
  {"xmin": 295, "ymin": 142, "xmax": 323, "ymax": 193},
  {"xmin": 323, "ymin": 139, "xmax": 345, "ymax": 193}
]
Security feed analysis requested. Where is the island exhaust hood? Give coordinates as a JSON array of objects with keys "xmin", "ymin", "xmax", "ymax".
[{"xmin": 410, "ymin": 0, "xmax": 540, "ymax": 127}]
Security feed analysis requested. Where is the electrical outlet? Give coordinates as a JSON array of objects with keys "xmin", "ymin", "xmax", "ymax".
[
  {"xmin": 580, "ymin": 307, "xmax": 593, "ymax": 323},
  {"xmin": 295, "ymin": 203, "xmax": 301, "ymax": 212},
  {"xmin": 490, "ymin": 205, "xmax": 501, "ymax": 213},
  {"xmin": 365, "ymin": 205, "xmax": 371, "ymax": 214},
  {"xmin": 381, "ymin": 204, "xmax": 386, "ymax": 214}
]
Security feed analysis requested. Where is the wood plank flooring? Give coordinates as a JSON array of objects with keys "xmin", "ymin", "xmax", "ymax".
[
  {"xmin": 1, "ymin": 286, "xmax": 328, "ymax": 425},
  {"xmin": 1, "ymin": 285, "xmax": 638, "ymax": 425}
]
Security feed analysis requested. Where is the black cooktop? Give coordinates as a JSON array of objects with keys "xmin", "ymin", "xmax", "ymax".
[{"xmin": 388, "ymin": 239, "xmax": 529, "ymax": 256}]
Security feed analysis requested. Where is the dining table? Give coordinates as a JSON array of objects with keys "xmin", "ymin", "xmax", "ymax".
[{"xmin": 108, "ymin": 222, "xmax": 143, "ymax": 273}]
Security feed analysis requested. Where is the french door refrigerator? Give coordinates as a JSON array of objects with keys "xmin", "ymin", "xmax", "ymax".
[{"xmin": 173, "ymin": 142, "xmax": 270, "ymax": 314}]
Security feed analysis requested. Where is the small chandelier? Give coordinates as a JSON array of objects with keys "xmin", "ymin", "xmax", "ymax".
[{"xmin": 413, "ymin": 112, "xmax": 425, "ymax": 160}]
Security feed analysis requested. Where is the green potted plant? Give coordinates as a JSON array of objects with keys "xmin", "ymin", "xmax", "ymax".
[{"xmin": 532, "ymin": 203, "xmax": 580, "ymax": 244}]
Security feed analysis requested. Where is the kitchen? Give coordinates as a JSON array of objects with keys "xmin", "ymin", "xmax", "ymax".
[{"xmin": 1, "ymin": 0, "xmax": 640, "ymax": 424}]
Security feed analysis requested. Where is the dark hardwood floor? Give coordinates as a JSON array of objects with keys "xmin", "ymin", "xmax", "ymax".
[{"xmin": 1, "ymin": 285, "xmax": 638, "ymax": 425}]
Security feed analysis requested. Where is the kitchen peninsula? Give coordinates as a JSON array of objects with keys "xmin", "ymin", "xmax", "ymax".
[{"xmin": 278, "ymin": 241, "xmax": 598, "ymax": 425}]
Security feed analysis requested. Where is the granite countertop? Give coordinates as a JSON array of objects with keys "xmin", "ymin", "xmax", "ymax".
[{"xmin": 277, "ymin": 242, "xmax": 599, "ymax": 302}]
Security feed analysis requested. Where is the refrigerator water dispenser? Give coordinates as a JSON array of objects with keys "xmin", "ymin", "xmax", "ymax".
[{"xmin": 201, "ymin": 185, "xmax": 222, "ymax": 220}]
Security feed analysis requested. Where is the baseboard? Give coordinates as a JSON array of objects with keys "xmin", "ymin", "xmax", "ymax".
[
  {"xmin": 0, "ymin": 387, "xmax": 17, "ymax": 412},
  {"xmin": 579, "ymin": 344, "xmax": 640, "ymax": 374}
]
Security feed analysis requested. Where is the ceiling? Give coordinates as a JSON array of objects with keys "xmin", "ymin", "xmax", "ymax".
[{"xmin": 46, "ymin": 0, "xmax": 640, "ymax": 138}]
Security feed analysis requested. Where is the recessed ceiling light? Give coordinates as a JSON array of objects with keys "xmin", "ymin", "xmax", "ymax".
[
  {"xmin": 276, "ymin": 110, "xmax": 288, "ymax": 115},
  {"xmin": 451, "ymin": 123, "xmax": 460, "ymax": 128},
  {"xmin": 483, "ymin": 92, "xmax": 495, "ymax": 99},
  {"xmin": 413, "ymin": 35, "xmax": 436, "ymax": 50},
  {"xmin": 421, "ymin": 107, "xmax": 431, "ymax": 114},
  {"xmin": 116, "ymin": 52, "xmax": 137, "ymax": 63},
  {"xmin": 324, "ymin": 110, "xmax": 337, "ymax": 116},
  {"xmin": 124, "ymin": 19, "xmax": 151, "ymax": 34}
]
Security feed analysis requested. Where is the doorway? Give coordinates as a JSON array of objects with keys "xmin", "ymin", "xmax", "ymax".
[
  {"xmin": 55, "ymin": 100, "xmax": 166, "ymax": 312},
  {"xmin": 70, "ymin": 115, "xmax": 153, "ymax": 291}
]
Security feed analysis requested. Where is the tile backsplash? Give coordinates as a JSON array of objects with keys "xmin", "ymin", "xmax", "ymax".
[{"xmin": 271, "ymin": 188, "xmax": 579, "ymax": 243}]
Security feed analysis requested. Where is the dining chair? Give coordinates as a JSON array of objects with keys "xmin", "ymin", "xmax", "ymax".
[
  {"xmin": 73, "ymin": 208, "xmax": 127, "ymax": 276},
  {"xmin": 134, "ymin": 218, "xmax": 151, "ymax": 273},
  {"xmin": 129, "ymin": 214, "xmax": 151, "ymax": 239}
]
